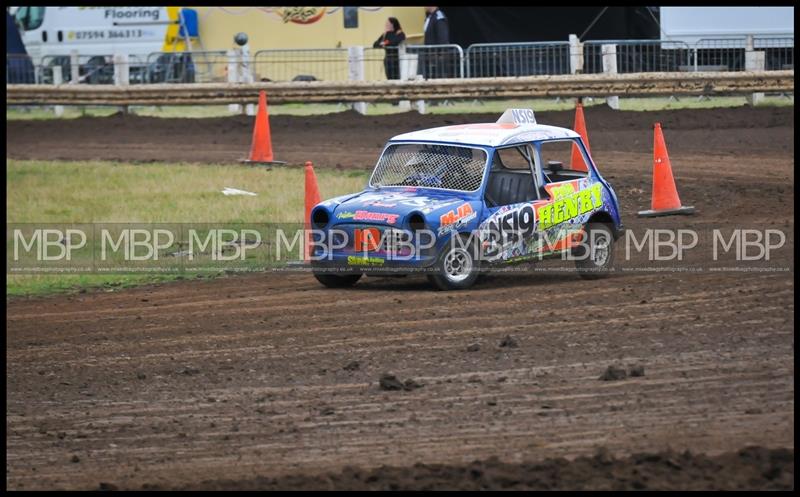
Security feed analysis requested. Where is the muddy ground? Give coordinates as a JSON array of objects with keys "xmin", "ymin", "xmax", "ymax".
[
  {"xmin": 5, "ymin": 105, "xmax": 795, "ymax": 490},
  {"xmin": 6, "ymin": 105, "xmax": 794, "ymax": 167},
  {"xmin": 154, "ymin": 447, "xmax": 795, "ymax": 491}
]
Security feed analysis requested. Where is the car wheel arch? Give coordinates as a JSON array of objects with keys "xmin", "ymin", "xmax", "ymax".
[{"xmin": 586, "ymin": 211, "xmax": 619, "ymax": 239}]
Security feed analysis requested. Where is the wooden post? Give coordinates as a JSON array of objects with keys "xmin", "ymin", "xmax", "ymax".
[
  {"xmin": 414, "ymin": 73, "xmax": 427, "ymax": 114},
  {"xmin": 227, "ymin": 49, "xmax": 241, "ymax": 114},
  {"xmin": 348, "ymin": 46, "xmax": 367, "ymax": 115},
  {"xmin": 744, "ymin": 36, "xmax": 765, "ymax": 106},
  {"xmin": 69, "ymin": 50, "xmax": 80, "ymax": 83},
  {"xmin": 569, "ymin": 34, "xmax": 584, "ymax": 74},
  {"xmin": 602, "ymin": 44, "xmax": 620, "ymax": 110},
  {"xmin": 113, "ymin": 53, "xmax": 130, "ymax": 114},
  {"xmin": 69, "ymin": 50, "xmax": 84, "ymax": 115},
  {"xmin": 241, "ymin": 43, "xmax": 256, "ymax": 116},
  {"xmin": 52, "ymin": 65, "xmax": 64, "ymax": 117},
  {"xmin": 397, "ymin": 44, "xmax": 411, "ymax": 111}
]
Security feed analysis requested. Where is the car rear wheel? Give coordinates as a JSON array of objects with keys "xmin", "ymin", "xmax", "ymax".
[
  {"xmin": 314, "ymin": 273, "xmax": 362, "ymax": 288},
  {"xmin": 574, "ymin": 223, "xmax": 615, "ymax": 280},
  {"xmin": 427, "ymin": 234, "xmax": 480, "ymax": 290}
]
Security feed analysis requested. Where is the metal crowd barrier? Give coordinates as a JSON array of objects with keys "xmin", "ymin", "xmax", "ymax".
[
  {"xmin": 36, "ymin": 53, "xmax": 153, "ymax": 85},
  {"xmin": 6, "ymin": 36, "xmax": 794, "ymax": 88},
  {"xmin": 39, "ymin": 54, "xmax": 118, "ymax": 85},
  {"xmin": 6, "ymin": 54, "xmax": 37, "ymax": 84},
  {"xmin": 693, "ymin": 38, "xmax": 747, "ymax": 72},
  {"xmin": 465, "ymin": 42, "xmax": 571, "ymax": 78},
  {"xmin": 363, "ymin": 46, "xmax": 397, "ymax": 81},
  {"xmin": 252, "ymin": 48, "xmax": 350, "ymax": 82},
  {"xmin": 251, "ymin": 45, "xmax": 462, "ymax": 82},
  {"xmin": 691, "ymin": 37, "xmax": 794, "ymax": 72},
  {"xmin": 404, "ymin": 44, "xmax": 464, "ymax": 79},
  {"xmin": 582, "ymin": 40, "xmax": 694, "ymax": 74},
  {"xmin": 754, "ymin": 37, "xmax": 794, "ymax": 71},
  {"xmin": 144, "ymin": 51, "xmax": 228, "ymax": 84}
]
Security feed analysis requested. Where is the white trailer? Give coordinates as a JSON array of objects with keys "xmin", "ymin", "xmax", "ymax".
[{"xmin": 659, "ymin": 6, "xmax": 793, "ymax": 45}]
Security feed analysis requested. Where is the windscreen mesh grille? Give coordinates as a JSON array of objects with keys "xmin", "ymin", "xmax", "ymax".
[{"xmin": 369, "ymin": 144, "xmax": 487, "ymax": 192}]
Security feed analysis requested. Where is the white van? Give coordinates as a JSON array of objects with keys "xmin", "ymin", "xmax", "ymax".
[{"xmin": 12, "ymin": 6, "xmax": 196, "ymax": 84}]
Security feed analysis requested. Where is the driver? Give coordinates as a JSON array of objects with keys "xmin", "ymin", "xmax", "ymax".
[
  {"xmin": 399, "ymin": 148, "xmax": 478, "ymax": 189},
  {"xmin": 400, "ymin": 152, "xmax": 442, "ymax": 187}
]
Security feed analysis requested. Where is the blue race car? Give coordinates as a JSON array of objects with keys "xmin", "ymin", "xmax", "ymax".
[{"xmin": 309, "ymin": 108, "xmax": 623, "ymax": 290}]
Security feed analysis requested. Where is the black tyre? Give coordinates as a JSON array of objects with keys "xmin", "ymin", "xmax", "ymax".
[
  {"xmin": 574, "ymin": 223, "xmax": 615, "ymax": 280},
  {"xmin": 427, "ymin": 234, "xmax": 480, "ymax": 291},
  {"xmin": 313, "ymin": 273, "xmax": 362, "ymax": 288}
]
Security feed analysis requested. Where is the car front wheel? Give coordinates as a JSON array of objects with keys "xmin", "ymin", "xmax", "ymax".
[{"xmin": 427, "ymin": 234, "xmax": 480, "ymax": 290}]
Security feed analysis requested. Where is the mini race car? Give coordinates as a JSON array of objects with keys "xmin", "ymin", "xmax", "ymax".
[{"xmin": 309, "ymin": 108, "xmax": 623, "ymax": 290}]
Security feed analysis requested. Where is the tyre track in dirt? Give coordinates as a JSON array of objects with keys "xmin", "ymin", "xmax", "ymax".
[
  {"xmin": 6, "ymin": 273, "xmax": 791, "ymax": 365},
  {"xmin": 6, "ymin": 268, "xmax": 794, "ymax": 490}
]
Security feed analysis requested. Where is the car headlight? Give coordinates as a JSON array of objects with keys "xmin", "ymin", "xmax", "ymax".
[
  {"xmin": 311, "ymin": 207, "xmax": 330, "ymax": 229},
  {"xmin": 407, "ymin": 211, "xmax": 426, "ymax": 233}
]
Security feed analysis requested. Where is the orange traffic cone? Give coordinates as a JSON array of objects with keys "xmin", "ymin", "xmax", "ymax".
[
  {"xmin": 304, "ymin": 161, "xmax": 321, "ymax": 261},
  {"xmin": 637, "ymin": 123, "xmax": 695, "ymax": 217},
  {"xmin": 242, "ymin": 90, "xmax": 285, "ymax": 165},
  {"xmin": 570, "ymin": 103, "xmax": 591, "ymax": 172}
]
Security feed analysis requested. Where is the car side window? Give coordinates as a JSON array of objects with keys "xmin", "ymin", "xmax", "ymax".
[
  {"xmin": 484, "ymin": 145, "xmax": 540, "ymax": 208},
  {"xmin": 537, "ymin": 139, "xmax": 589, "ymax": 187},
  {"xmin": 494, "ymin": 146, "xmax": 532, "ymax": 170}
]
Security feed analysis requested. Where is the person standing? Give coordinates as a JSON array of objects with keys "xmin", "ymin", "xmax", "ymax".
[
  {"xmin": 373, "ymin": 17, "xmax": 406, "ymax": 80},
  {"xmin": 421, "ymin": 6, "xmax": 450, "ymax": 79}
]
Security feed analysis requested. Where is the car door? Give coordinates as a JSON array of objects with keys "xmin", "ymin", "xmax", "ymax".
[
  {"xmin": 479, "ymin": 144, "xmax": 544, "ymax": 262},
  {"xmin": 532, "ymin": 138, "xmax": 601, "ymax": 256}
]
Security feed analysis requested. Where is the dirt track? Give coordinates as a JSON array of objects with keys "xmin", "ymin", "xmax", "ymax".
[
  {"xmin": 6, "ymin": 105, "xmax": 794, "ymax": 167},
  {"xmin": 156, "ymin": 446, "xmax": 795, "ymax": 490},
  {"xmin": 5, "ymin": 106, "xmax": 795, "ymax": 490}
]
